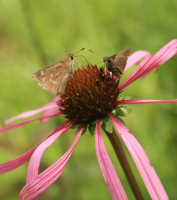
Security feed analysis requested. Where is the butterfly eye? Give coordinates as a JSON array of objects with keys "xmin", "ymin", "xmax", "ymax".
[
  {"xmin": 70, "ymin": 55, "xmax": 74, "ymax": 60},
  {"xmin": 108, "ymin": 59, "xmax": 111, "ymax": 63}
]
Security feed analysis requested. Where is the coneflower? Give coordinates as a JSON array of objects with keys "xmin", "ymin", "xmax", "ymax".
[{"xmin": 0, "ymin": 39, "xmax": 177, "ymax": 200}]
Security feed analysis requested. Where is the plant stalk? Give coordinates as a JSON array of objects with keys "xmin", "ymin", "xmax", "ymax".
[{"xmin": 104, "ymin": 128, "xmax": 144, "ymax": 200}]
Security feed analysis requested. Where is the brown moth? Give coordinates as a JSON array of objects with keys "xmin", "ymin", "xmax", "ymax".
[
  {"xmin": 103, "ymin": 46, "xmax": 132, "ymax": 78},
  {"xmin": 32, "ymin": 54, "xmax": 76, "ymax": 97},
  {"xmin": 89, "ymin": 46, "xmax": 132, "ymax": 79}
]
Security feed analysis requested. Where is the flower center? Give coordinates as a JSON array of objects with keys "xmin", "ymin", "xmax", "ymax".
[{"xmin": 58, "ymin": 65, "xmax": 120, "ymax": 124}]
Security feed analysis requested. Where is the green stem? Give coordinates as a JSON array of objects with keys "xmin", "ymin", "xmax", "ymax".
[{"xmin": 104, "ymin": 128, "xmax": 144, "ymax": 200}]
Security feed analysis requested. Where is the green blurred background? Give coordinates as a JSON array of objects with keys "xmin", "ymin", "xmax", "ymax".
[{"xmin": 0, "ymin": 0, "xmax": 177, "ymax": 199}]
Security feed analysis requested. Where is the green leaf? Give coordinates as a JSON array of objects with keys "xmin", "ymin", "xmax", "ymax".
[
  {"xmin": 75, "ymin": 123, "xmax": 87, "ymax": 135},
  {"xmin": 111, "ymin": 105, "xmax": 133, "ymax": 117},
  {"xmin": 118, "ymin": 94, "xmax": 124, "ymax": 100},
  {"xmin": 119, "ymin": 106, "xmax": 133, "ymax": 114},
  {"xmin": 118, "ymin": 95, "xmax": 132, "ymax": 101},
  {"xmin": 114, "ymin": 116, "xmax": 126, "ymax": 127},
  {"xmin": 88, "ymin": 123, "xmax": 96, "ymax": 136},
  {"xmin": 115, "ymin": 107, "xmax": 127, "ymax": 116},
  {"xmin": 101, "ymin": 116, "xmax": 113, "ymax": 133},
  {"xmin": 111, "ymin": 108, "xmax": 117, "ymax": 116},
  {"xmin": 75, "ymin": 124, "xmax": 81, "ymax": 133},
  {"xmin": 111, "ymin": 107, "xmax": 126, "ymax": 117},
  {"xmin": 82, "ymin": 126, "xmax": 87, "ymax": 135},
  {"xmin": 91, "ymin": 120, "xmax": 96, "ymax": 125},
  {"xmin": 70, "ymin": 124, "xmax": 79, "ymax": 129},
  {"xmin": 123, "ymin": 96, "xmax": 131, "ymax": 100}
]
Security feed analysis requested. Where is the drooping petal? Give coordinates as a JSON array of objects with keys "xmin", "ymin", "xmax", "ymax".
[
  {"xmin": 40, "ymin": 96, "xmax": 60, "ymax": 123},
  {"xmin": 19, "ymin": 124, "xmax": 86, "ymax": 200},
  {"xmin": 120, "ymin": 39, "xmax": 177, "ymax": 90},
  {"xmin": 26, "ymin": 122, "xmax": 76, "ymax": 183},
  {"xmin": 108, "ymin": 113, "xmax": 168, "ymax": 200},
  {"xmin": 95, "ymin": 119, "xmax": 128, "ymax": 200},
  {"xmin": 125, "ymin": 50, "xmax": 151, "ymax": 71},
  {"xmin": 115, "ymin": 99, "xmax": 177, "ymax": 106},
  {"xmin": 4, "ymin": 99, "xmax": 59, "ymax": 125},
  {"xmin": 0, "ymin": 113, "xmax": 61, "ymax": 134},
  {"xmin": 0, "ymin": 120, "xmax": 70, "ymax": 174}
]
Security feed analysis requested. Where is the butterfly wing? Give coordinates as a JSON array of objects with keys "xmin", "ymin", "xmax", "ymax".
[
  {"xmin": 108, "ymin": 53, "xmax": 117, "ymax": 60},
  {"xmin": 55, "ymin": 68, "xmax": 69, "ymax": 96},
  {"xmin": 113, "ymin": 46, "xmax": 132, "ymax": 78},
  {"xmin": 32, "ymin": 62, "xmax": 69, "ymax": 96}
]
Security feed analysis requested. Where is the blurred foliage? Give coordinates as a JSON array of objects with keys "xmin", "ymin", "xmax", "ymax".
[{"xmin": 0, "ymin": 0, "xmax": 177, "ymax": 199}]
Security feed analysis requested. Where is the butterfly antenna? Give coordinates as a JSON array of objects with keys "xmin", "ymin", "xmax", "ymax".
[
  {"xmin": 88, "ymin": 49, "xmax": 104, "ymax": 57},
  {"xmin": 95, "ymin": 61, "xmax": 104, "ymax": 65},
  {"xmin": 75, "ymin": 55, "xmax": 89, "ymax": 65},
  {"xmin": 73, "ymin": 48, "xmax": 85, "ymax": 55}
]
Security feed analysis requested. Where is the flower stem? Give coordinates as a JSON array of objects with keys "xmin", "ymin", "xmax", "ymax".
[{"xmin": 104, "ymin": 128, "xmax": 144, "ymax": 200}]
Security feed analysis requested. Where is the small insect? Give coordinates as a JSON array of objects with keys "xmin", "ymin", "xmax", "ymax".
[
  {"xmin": 89, "ymin": 47, "xmax": 132, "ymax": 78},
  {"xmin": 32, "ymin": 48, "xmax": 85, "ymax": 96}
]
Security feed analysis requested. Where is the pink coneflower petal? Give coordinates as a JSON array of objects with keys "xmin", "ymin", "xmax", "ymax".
[
  {"xmin": 108, "ymin": 113, "xmax": 168, "ymax": 200},
  {"xmin": 26, "ymin": 122, "xmax": 76, "ymax": 183},
  {"xmin": 125, "ymin": 50, "xmax": 151, "ymax": 71},
  {"xmin": 19, "ymin": 124, "xmax": 86, "ymax": 200},
  {"xmin": 3, "ymin": 102, "xmax": 59, "ymax": 125},
  {"xmin": 0, "ymin": 120, "xmax": 70, "ymax": 174},
  {"xmin": 120, "ymin": 39, "xmax": 177, "ymax": 90},
  {"xmin": 115, "ymin": 99, "xmax": 177, "ymax": 106},
  {"xmin": 95, "ymin": 119, "xmax": 128, "ymax": 200},
  {"xmin": 40, "ymin": 96, "xmax": 60, "ymax": 123},
  {"xmin": 0, "ymin": 146, "xmax": 37, "ymax": 175},
  {"xmin": 0, "ymin": 113, "xmax": 61, "ymax": 134}
]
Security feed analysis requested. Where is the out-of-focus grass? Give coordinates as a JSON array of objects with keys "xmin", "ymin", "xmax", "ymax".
[{"xmin": 0, "ymin": 0, "xmax": 177, "ymax": 199}]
